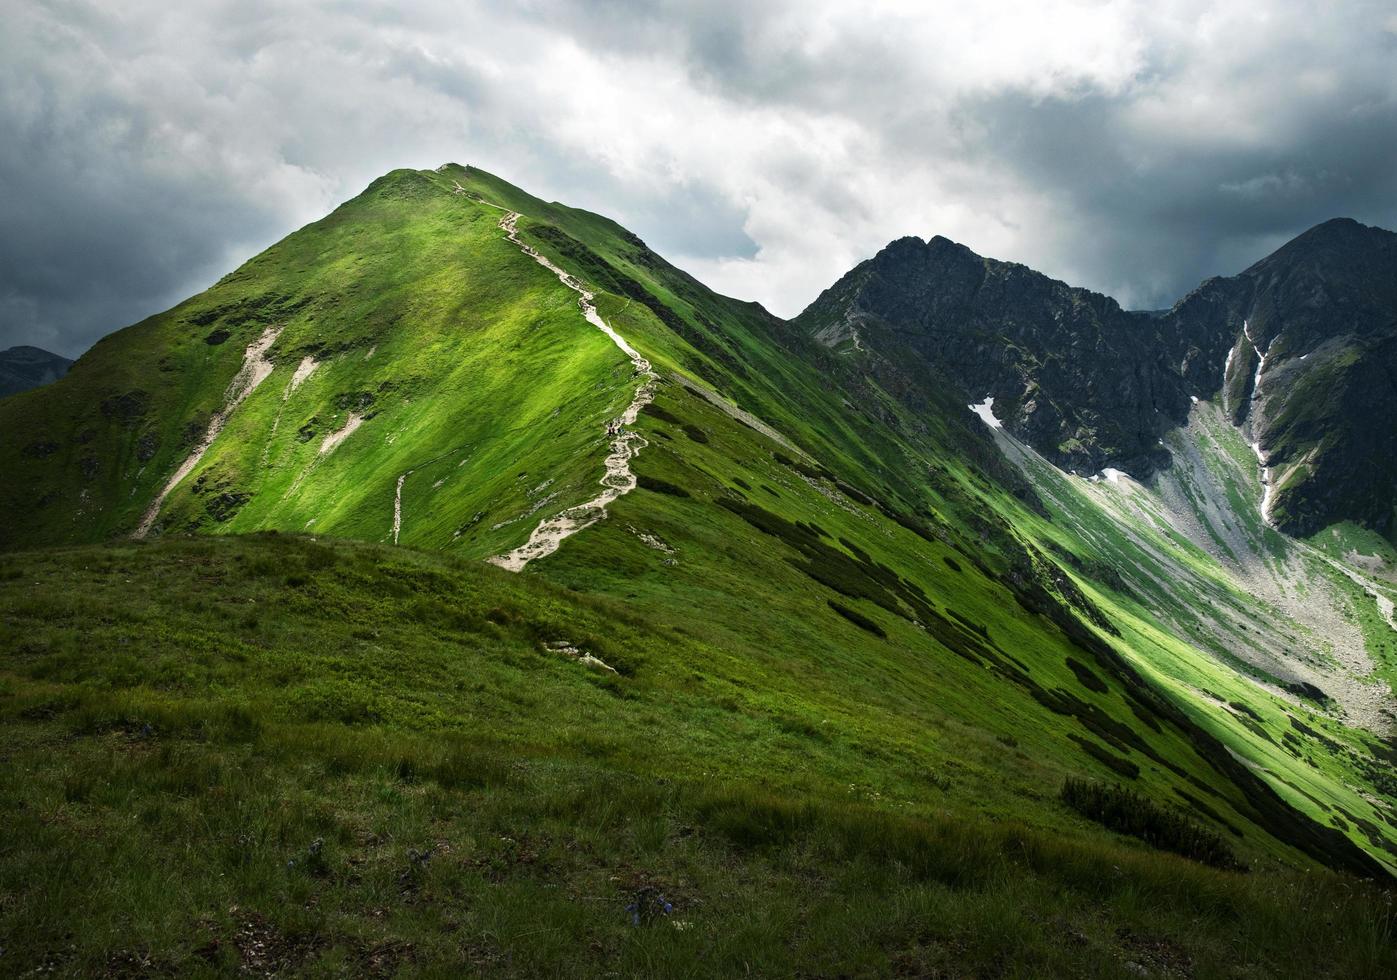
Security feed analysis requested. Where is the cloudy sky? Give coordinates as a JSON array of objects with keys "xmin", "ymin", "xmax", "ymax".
[{"xmin": 4, "ymin": 0, "xmax": 1397, "ymax": 357}]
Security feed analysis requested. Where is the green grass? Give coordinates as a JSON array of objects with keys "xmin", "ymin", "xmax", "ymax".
[{"xmin": 2, "ymin": 534, "xmax": 1394, "ymax": 977}]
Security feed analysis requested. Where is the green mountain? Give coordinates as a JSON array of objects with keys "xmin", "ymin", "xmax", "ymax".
[{"xmin": 2, "ymin": 165, "xmax": 1395, "ymax": 976}]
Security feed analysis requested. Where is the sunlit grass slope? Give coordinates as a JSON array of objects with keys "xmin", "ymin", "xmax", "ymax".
[
  {"xmin": 964, "ymin": 409, "xmax": 1397, "ymax": 875},
  {"xmin": 1, "ymin": 163, "xmax": 1388, "ymax": 877},
  {"xmin": 0, "ymin": 168, "xmax": 631, "ymax": 555}
]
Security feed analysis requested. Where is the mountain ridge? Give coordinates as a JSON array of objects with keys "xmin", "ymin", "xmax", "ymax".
[{"xmin": 798, "ymin": 215, "xmax": 1397, "ymax": 537}]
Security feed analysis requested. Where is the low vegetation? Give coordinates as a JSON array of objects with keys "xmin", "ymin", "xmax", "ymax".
[{"xmin": 1062, "ymin": 777, "xmax": 1243, "ymax": 870}]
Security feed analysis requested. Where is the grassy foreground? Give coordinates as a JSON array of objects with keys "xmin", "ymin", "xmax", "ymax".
[{"xmin": 1, "ymin": 535, "xmax": 1393, "ymax": 977}]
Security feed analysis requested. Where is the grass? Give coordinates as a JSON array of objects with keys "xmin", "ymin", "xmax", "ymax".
[
  {"xmin": 2, "ymin": 534, "xmax": 1395, "ymax": 977},
  {"xmin": 0, "ymin": 168, "xmax": 629, "ymax": 557}
]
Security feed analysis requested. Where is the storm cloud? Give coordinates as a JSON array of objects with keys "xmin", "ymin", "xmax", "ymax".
[{"xmin": 4, "ymin": 0, "xmax": 1397, "ymax": 356}]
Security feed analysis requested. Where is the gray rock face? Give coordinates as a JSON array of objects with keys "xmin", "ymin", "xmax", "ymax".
[
  {"xmin": 0, "ymin": 346, "xmax": 73, "ymax": 399},
  {"xmin": 796, "ymin": 236, "xmax": 1191, "ymax": 478},
  {"xmin": 797, "ymin": 219, "xmax": 1397, "ymax": 536},
  {"xmin": 1165, "ymin": 218, "xmax": 1397, "ymax": 535}
]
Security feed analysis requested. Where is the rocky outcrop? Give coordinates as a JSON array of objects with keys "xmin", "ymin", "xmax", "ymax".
[
  {"xmin": 1163, "ymin": 218, "xmax": 1397, "ymax": 534},
  {"xmin": 798, "ymin": 219, "xmax": 1397, "ymax": 536},
  {"xmin": 795, "ymin": 236, "xmax": 1190, "ymax": 478}
]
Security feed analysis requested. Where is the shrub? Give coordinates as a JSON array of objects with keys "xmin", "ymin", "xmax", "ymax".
[
  {"xmin": 1068, "ymin": 735, "xmax": 1140, "ymax": 779},
  {"xmin": 827, "ymin": 600, "xmax": 886, "ymax": 638},
  {"xmin": 772, "ymin": 450, "xmax": 832, "ymax": 483},
  {"xmin": 1066, "ymin": 657, "xmax": 1109, "ymax": 694},
  {"xmin": 635, "ymin": 474, "xmax": 690, "ymax": 497},
  {"xmin": 835, "ymin": 481, "xmax": 873, "ymax": 505},
  {"xmin": 1061, "ymin": 777, "xmax": 1243, "ymax": 870},
  {"xmin": 639, "ymin": 402, "xmax": 682, "ymax": 425}
]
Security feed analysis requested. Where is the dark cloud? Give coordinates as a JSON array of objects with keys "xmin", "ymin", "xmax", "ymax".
[{"xmin": 4, "ymin": 1, "xmax": 1397, "ymax": 357}]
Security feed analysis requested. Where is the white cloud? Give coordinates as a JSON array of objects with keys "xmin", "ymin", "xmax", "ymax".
[{"xmin": 3, "ymin": 0, "xmax": 1397, "ymax": 354}]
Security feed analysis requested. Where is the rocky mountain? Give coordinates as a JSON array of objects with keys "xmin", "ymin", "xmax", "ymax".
[
  {"xmin": 0, "ymin": 344, "xmax": 72, "ymax": 398},
  {"xmin": 796, "ymin": 236, "xmax": 1190, "ymax": 478},
  {"xmin": 1169, "ymin": 218, "xmax": 1397, "ymax": 535},
  {"xmin": 797, "ymin": 219, "xmax": 1397, "ymax": 536}
]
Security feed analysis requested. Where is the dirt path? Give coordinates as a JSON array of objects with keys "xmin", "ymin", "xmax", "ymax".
[
  {"xmin": 133, "ymin": 325, "xmax": 283, "ymax": 538},
  {"xmin": 393, "ymin": 471, "xmax": 410, "ymax": 545},
  {"xmin": 478, "ymin": 207, "xmax": 658, "ymax": 572},
  {"xmin": 264, "ymin": 355, "xmax": 318, "ymax": 466}
]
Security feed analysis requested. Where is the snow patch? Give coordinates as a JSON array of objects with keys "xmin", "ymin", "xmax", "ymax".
[
  {"xmin": 1249, "ymin": 438, "xmax": 1274, "ymax": 522},
  {"xmin": 1240, "ymin": 320, "xmax": 1277, "ymax": 524},
  {"xmin": 969, "ymin": 397, "xmax": 1002, "ymax": 429},
  {"xmin": 1244, "ymin": 319, "xmax": 1271, "ymax": 401}
]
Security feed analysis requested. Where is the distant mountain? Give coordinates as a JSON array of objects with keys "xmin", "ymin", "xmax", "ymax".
[
  {"xmin": 1169, "ymin": 218, "xmax": 1397, "ymax": 535},
  {"xmin": 797, "ymin": 218, "xmax": 1397, "ymax": 536},
  {"xmin": 795, "ymin": 235, "xmax": 1189, "ymax": 478},
  {"xmin": 0, "ymin": 345, "xmax": 72, "ymax": 397}
]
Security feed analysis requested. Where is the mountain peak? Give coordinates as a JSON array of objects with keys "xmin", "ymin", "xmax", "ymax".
[
  {"xmin": 873, "ymin": 233, "xmax": 978, "ymax": 262},
  {"xmin": 800, "ymin": 209, "xmax": 1397, "ymax": 536},
  {"xmin": 879, "ymin": 234, "xmax": 926, "ymax": 251},
  {"xmin": 1245, "ymin": 215, "xmax": 1397, "ymax": 279}
]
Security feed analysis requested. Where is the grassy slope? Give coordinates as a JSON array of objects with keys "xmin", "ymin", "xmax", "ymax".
[
  {"xmin": 2, "ymin": 534, "xmax": 1394, "ymax": 978},
  {"xmin": 0, "ymin": 169, "xmax": 630, "ymax": 557},
  {"xmin": 977, "ymin": 409, "xmax": 1397, "ymax": 873},
  {"xmin": 438, "ymin": 166, "xmax": 1396, "ymax": 878}
]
